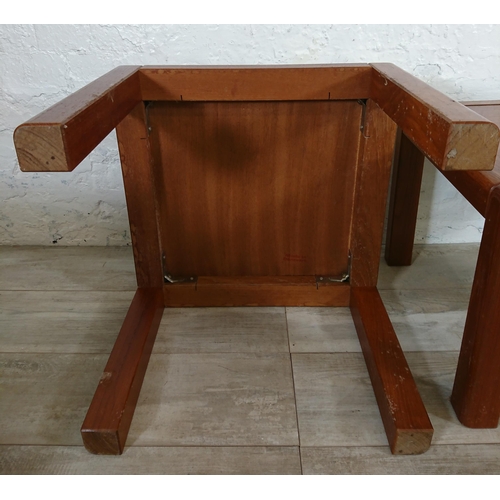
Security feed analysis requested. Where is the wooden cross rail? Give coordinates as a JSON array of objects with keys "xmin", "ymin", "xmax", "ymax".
[{"xmin": 14, "ymin": 64, "xmax": 500, "ymax": 456}]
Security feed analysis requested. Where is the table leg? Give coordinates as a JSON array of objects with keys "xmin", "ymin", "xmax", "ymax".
[
  {"xmin": 385, "ymin": 129, "xmax": 425, "ymax": 266},
  {"xmin": 351, "ymin": 287, "xmax": 434, "ymax": 454},
  {"xmin": 81, "ymin": 287, "xmax": 164, "ymax": 454},
  {"xmin": 451, "ymin": 185, "xmax": 500, "ymax": 428}
]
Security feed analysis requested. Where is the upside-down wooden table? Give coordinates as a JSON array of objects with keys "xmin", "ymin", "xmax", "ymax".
[
  {"xmin": 385, "ymin": 101, "xmax": 500, "ymax": 429},
  {"xmin": 14, "ymin": 64, "xmax": 500, "ymax": 456}
]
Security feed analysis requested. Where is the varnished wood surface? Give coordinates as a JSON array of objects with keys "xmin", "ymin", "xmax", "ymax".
[
  {"xmin": 385, "ymin": 103, "xmax": 500, "ymax": 269},
  {"xmin": 371, "ymin": 63, "xmax": 500, "ymax": 172},
  {"xmin": 163, "ymin": 277, "xmax": 350, "ymax": 307},
  {"xmin": 385, "ymin": 129, "xmax": 426, "ymax": 266},
  {"xmin": 350, "ymin": 99, "xmax": 397, "ymax": 287},
  {"xmin": 11, "ymin": 62, "xmax": 500, "ymax": 468},
  {"xmin": 150, "ymin": 100, "xmax": 361, "ymax": 277},
  {"xmin": 139, "ymin": 65, "xmax": 372, "ymax": 101},
  {"xmin": 14, "ymin": 64, "xmax": 500, "ymax": 178},
  {"xmin": 383, "ymin": 102, "xmax": 500, "ymax": 429},
  {"xmin": 14, "ymin": 66, "xmax": 141, "ymax": 172},
  {"xmin": 451, "ymin": 186, "xmax": 500, "ymax": 428},
  {"xmin": 81, "ymin": 287, "xmax": 163, "ymax": 455},
  {"xmin": 462, "ymin": 100, "xmax": 500, "ymax": 106},
  {"xmin": 116, "ymin": 103, "xmax": 163, "ymax": 288},
  {"xmin": 350, "ymin": 287, "xmax": 434, "ymax": 454},
  {"xmin": 468, "ymin": 102, "xmax": 500, "ymax": 122},
  {"xmin": 443, "ymin": 103, "xmax": 500, "ymax": 215},
  {"xmin": 3, "ymin": 245, "xmax": 500, "ymax": 473}
]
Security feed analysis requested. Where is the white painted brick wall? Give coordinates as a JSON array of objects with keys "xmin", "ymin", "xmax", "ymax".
[{"xmin": 1, "ymin": 24, "xmax": 499, "ymax": 246}]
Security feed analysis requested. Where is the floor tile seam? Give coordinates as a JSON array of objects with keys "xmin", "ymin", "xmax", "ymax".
[
  {"xmin": 0, "ymin": 351, "xmax": 115, "ymax": 356},
  {"xmin": 0, "ymin": 349, "xmax": 463, "ymax": 355},
  {"xmin": 285, "ymin": 307, "xmax": 304, "ymax": 474},
  {"xmin": 0, "ymin": 443, "xmax": 302, "ymax": 449},
  {"xmin": 298, "ymin": 442, "xmax": 500, "ymax": 450},
  {"xmin": 0, "ymin": 351, "xmax": 294, "ymax": 356},
  {"xmin": 377, "ymin": 286, "xmax": 473, "ymax": 292},
  {"xmin": 3, "ymin": 442, "xmax": 500, "ymax": 450},
  {"xmin": 0, "ymin": 243, "xmax": 478, "ymax": 250},
  {"xmin": 289, "ymin": 350, "xmax": 461, "ymax": 356},
  {"xmin": 0, "ymin": 289, "xmax": 138, "ymax": 293},
  {"xmin": 0, "ymin": 290, "xmax": 136, "ymax": 293},
  {"xmin": 147, "ymin": 352, "xmax": 294, "ymax": 355},
  {"xmin": 0, "ymin": 288, "xmax": 472, "ymax": 292}
]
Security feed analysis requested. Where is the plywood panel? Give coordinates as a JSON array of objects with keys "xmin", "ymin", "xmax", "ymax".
[{"xmin": 149, "ymin": 101, "xmax": 362, "ymax": 276}]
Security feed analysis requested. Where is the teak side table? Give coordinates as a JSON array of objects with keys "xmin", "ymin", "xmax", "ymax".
[
  {"xmin": 14, "ymin": 64, "xmax": 500, "ymax": 456},
  {"xmin": 385, "ymin": 101, "xmax": 500, "ymax": 430}
]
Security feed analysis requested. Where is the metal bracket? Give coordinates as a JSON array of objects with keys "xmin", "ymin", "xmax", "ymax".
[
  {"xmin": 316, "ymin": 273, "xmax": 349, "ymax": 286},
  {"xmin": 162, "ymin": 253, "xmax": 197, "ymax": 285},
  {"xmin": 357, "ymin": 99, "xmax": 370, "ymax": 139},
  {"xmin": 315, "ymin": 251, "xmax": 351, "ymax": 287}
]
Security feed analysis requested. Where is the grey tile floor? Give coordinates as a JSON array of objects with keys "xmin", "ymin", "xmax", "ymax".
[{"xmin": 1, "ymin": 244, "xmax": 500, "ymax": 474}]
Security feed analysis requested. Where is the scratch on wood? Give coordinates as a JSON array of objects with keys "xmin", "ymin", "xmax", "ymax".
[{"xmin": 100, "ymin": 372, "xmax": 112, "ymax": 383}]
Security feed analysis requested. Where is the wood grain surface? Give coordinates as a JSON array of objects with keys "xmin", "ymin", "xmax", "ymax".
[
  {"xmin": 162, "ymin": 277, "xmax": 350, "ymax": 307},
  {"xmin": 443, "ymin": 103, "xmax": 500, "ymax": 215},
  {"xmin": 389, "ymin": 104, "xmax": 500, "ymax": 266},
  {"xmin": 383, "ymin": 101, "xmax": 500, "ymax": 429},
  {"xmin": 451, "ymin": 186, "xmax": 500, "ymax": 428},
  {"xmin": 117, "ymin": 103, "xmax": 163, "ymax": 288},
  {"xmin": 371, "ymin": 63, "xmax": 500, "ymax": 171},
  {"xmin": 14, "ymin": 66, "xmax": 141, "ymax": 172},
  {"xmin": 139, "ymin": 65, "xmax": 372, "ymax": 101},
  {"xmin": 81, "ymin": 287, "xmax": 164, "ymax": 455},
  {"xmin": 350, "ymin": 99, "xmax": 397, "ymax": 287},
  {"xmin": 13, "ymin": 63, "xmax": 500, "ymax": 464},
  {"xmin": 384, "ymin": 103, "xmax": 500, "ymax": 269},
  {"xmin": 150, "ymin": 100, "xmax": 361, "ymax": 278},
  {"xmin": 350, "ymin": 287, "xmax": 434, "ymax": 455},
  {"xmin": 385, "ymin": 129, "xmax": 426, "ymax": 266}
]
